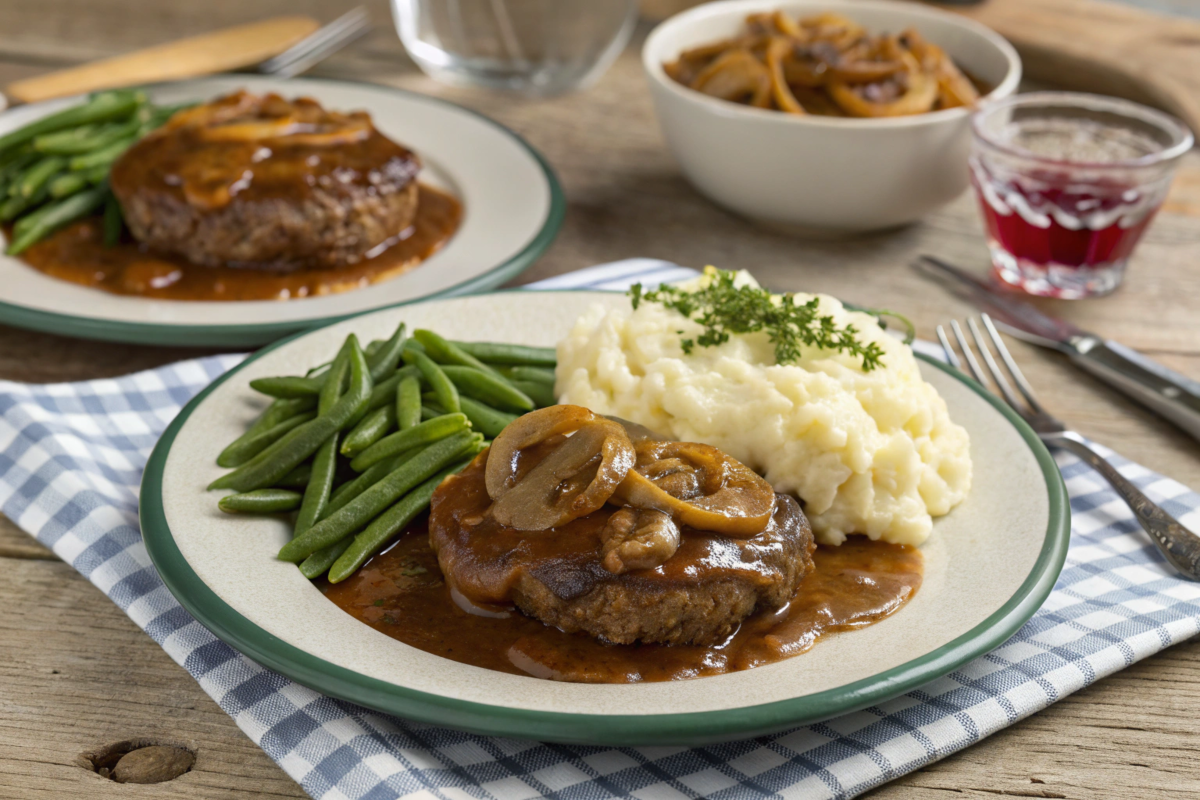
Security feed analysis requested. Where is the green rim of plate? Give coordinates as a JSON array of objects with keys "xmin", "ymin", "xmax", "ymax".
[
  {"xmin": 0, "ymin": 78, "xmax": 565, "ymax": 349},
  {"xmin": 140, "ymin": 291, "xmax": 1070, "ymax": 746}
]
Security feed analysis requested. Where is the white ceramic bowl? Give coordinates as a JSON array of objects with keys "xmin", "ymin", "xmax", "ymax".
[{"xmin": 642, "ymin": 0, "xmax": 1022, "ymax": 231}]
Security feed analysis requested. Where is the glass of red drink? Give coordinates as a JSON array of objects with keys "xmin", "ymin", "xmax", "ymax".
[{"xmin": 970, "ymin": 92, "xmax": 1192, "ymax": 298}]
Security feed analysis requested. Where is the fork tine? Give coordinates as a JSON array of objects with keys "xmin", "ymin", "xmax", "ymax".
[
  {"xmin": 967, "ymin": 317, "xmax": 1027, "ymax": 410},
  {"xmin": 935, "ymin": 325, "xmax": 962, "ymax": 371},
  {"xmin": 981, "ymin": 314, "xmax": 1049, "ymax": 414},
  {"xmin": 260, "ymin": 7, "xmax": 370, "ymax": 76},
  {"xmin": 950, "ymin": 320, "xmax": 989, "ymax": 385}
]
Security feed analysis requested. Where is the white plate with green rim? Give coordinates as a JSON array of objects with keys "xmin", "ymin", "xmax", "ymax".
[
  {"xmin": 0, "ymin": 76, "xmax": 563, "ymax": 348},
  {"xmin": 141, "ymin": 290, "xmax": 1070, "ymax": 746}
]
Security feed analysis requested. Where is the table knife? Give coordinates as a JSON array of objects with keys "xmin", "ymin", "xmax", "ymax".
[
  {"xmin": 915, "ymin": 255, "xmax": 1200, "ymax": 442},
  {"xmin": 0, "ymin": 16, "xmax": 321, "ymax": 109}
]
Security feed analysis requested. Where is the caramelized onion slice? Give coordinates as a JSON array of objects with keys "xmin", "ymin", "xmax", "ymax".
[
  {"xmin": 766, "ymin": 38, "xmax": 806, "ymax": 114},
  {"xmin": 614, "ymin": 441, "xmax": 775, "ymax": 538},
  {"xmin": 691, "ymin": 49, "xmax": 772, "ymax": 109},
  {"xmin": 600, "ymin": 508, "xmax": 681, "ymax": 574},
  {"xmin": 491, "ymin": 418, "xmax": 634, "ymax": 531}
]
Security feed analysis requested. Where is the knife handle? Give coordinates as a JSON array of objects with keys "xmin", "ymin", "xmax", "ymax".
[
  {"xmin": 1070, "ymin": 338, "xmax": 1200, "ymax": 442},
  {"xmin": 5, "ymin": 16, "xmax": 319, "ymax": 104}
]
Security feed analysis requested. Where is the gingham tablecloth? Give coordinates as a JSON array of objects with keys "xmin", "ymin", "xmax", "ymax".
[{"xmin": 3, "ymin": 259, "xmax": 1200, "ymax": 800}]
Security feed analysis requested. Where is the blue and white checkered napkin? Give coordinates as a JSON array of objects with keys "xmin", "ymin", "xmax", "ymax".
[{"xmin": 3, "ymin": 258, "xmax": 1200, "ymax": 800}]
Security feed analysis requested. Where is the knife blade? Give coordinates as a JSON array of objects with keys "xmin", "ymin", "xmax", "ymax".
[{"xmin": 915, "ymin": 255, "xmax": 1200, "ymax": 442}]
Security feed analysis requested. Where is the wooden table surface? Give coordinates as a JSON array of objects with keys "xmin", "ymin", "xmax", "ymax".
[{"xmin": 3, "ymin": 1, "xmax": 1200, "ymax": 797}]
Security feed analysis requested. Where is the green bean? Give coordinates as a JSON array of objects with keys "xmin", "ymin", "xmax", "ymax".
[
  {"xmin": 102, "ymin": 192, "xmax": 122, "ymax": 245},
  {"xmin": 209, "ymin": 335, "xmax": 372, "ymax": 492},
  {"xmin": 215, "ymin": 410, "xmax": 317, "ymax": 468},
  {"xmin": 413, "ymin": 329, "xmax": 498, "ymax": 375},
  {"xmin": 218, "ymin": 488, "xmax": 302, "ymax": 514},
  {"xmin": 6, "ymin": 184, "xmax": 108, "ymax": 255},
  {"xmin": 299, "ymin": 536, "xmax": 354, "ymax": 580},
  {"xmin": 278, "ymin": 429, "xmax": 480, "ymax": 562},
  {"xmin": 67, "ymin": 136, "xmax": 135, "ymax": 171},
  {"xmin": 326, "ymin": 453, "xmax": 411, "ymax": 515},
  {"xmin": 328, "ymin": 460, "xmax": 471, "ymax": 583},
  {"xmin": 510, "ymin": 378, "xmax": 556, "ymax": 409},
  {"xmin": 440, "ymin": 365, "xmax": 533, "ymax": 412},
  {"xmin": 48, "ymin": 171, "xmax": 87, "ymax": 199},
  {"xmin": 31, "ymin": 123, "xmax": 102, "ymax": 154},
  {"xmin": 0, "ymin": 91, "xmax": 144, "ymax": 156},
  {"xmin": 251, "ymin": 339, "xmax": 404, "ymax": 401},
  {"xmin": 17, "ymin": 156, "xmax": 66, "ymax": 198},
  {"xmin": 217, "ymin": 396, "xmax": 316, "ymax": 465},
  {"xmin": 364, "ymin": 366, "xmax": 416, "ymax": 410},
  {"xmin": 451, "ymin": 341, "xmax": 556, "ymax": 367},
  {"xmin": 404, "ymin": 349, "xmax": 459, "ymax": 413},
  {"xmin": 84, "ymin": 164, "xmax": 109, "ymax": 184},
  {"xmin": 276, "ymin": 462, "xmax": 313, "ymax": 488},
  {"xmin": 340, "ymin": 404, "xmax": 396, "ymax": 457},
  {"xmin": 364, "ymin": 340, "xmax": 384, "ymax": 358},
  {"xmin": 420, "ymin": 405, "xmax": 442, "ymax": 421},
  {"xmin": 368, "ymin": 323, "xmax": 407, "ymax": 383},
  {"xmin": 349, "ymin": 412, "xmax": 470, "ymax": 473},
  {"xmin": 293, "ymin": 350, "xmax": 350, "ymax": 535},
  {"xmin": 248, "ymin": 375, "xmax": 323, "ymax": 398},
  {"xmin": 458, "ymin": 396, "xmax": 518, "ymax": 438},
  {"xmin": 496, "ymin": 365, "xmax": 556, "ymax": 385},
  {"xmin": 33, "ymin": 116, "xmax": 141, "ymax": 156},
  {"xmin": 396, "ymin": 375, "xmax": 421, "ymax": 431}
]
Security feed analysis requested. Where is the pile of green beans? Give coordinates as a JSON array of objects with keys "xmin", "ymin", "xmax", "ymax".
[
  {"xmin": 0, "ymin": 89, "xmax": 192, "ymax": 255},
  {"xmin": 211, "ymin": 325, "xmax": 558, "ymax": 583}
]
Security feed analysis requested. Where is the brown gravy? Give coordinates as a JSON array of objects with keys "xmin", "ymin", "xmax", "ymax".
[
  {"xmin": 15, "ymin": 184, "xmax": 460, "ymax": 301},
  {"xmin": 322, "ymin": 522, "xmax": 922, "ymax": 683}
]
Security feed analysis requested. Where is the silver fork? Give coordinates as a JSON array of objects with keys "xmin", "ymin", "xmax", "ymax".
[
  {"xmin": 939, "ymin": 314, "xmax": 1200, "ymax": 580},
  {"xmin": 256, "ymin": 7, "xmax": 371, "ymax": 79}
]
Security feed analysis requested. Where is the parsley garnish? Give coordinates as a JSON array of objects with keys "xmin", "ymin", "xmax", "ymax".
[{"xmin": 629, "ymin": 268, "xmax": 886, "ymax": 371}]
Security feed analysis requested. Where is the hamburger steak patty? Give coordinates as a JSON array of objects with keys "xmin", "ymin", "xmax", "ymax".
[
  {"xmin": 429, "ymin": 452, "xmax": 816, "ymax": 646},
  {"xmin": 110, "ymin": 91, "xmax": 421, "ymax": 270}
]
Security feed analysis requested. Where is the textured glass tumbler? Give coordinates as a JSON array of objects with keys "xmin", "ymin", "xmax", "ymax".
[
  {"xmin": 970, "ymin": 92, "xmax": 1192, "ymax": 299},
  {"xmin": 391, "ymin": 0, "xmax": 637, "ymax": 96}
]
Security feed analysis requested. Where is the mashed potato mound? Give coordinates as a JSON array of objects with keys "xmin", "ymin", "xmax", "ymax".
[{"xmin": 556, "ymin": 272, "xmax": 971, "ymax": 546}]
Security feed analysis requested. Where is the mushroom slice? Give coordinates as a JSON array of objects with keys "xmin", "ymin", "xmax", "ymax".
[
  {"xmin": 614, "ymin": 441, "xmax": 776, "ymax": 538},
  {"xmin": 486, "ymin": 405, "xmax": 597, "ymax": 500},
  {"xmin": 490, "ymin": 416, "xmax": 635, "ymax": 531},
  {"xmin": 600, "ymin": 508, "xmax": 681, "ymax": 575}
]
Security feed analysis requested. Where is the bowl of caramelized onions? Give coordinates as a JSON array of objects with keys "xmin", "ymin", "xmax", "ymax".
[{"xmin": 643, "ymin": 0, "xmax": 1021, "ymax": 231}]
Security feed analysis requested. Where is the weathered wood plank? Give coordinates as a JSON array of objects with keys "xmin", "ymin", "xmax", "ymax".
[{"xmin": 1, "ymin": 556, "xmax": 307, "ymax": 797}]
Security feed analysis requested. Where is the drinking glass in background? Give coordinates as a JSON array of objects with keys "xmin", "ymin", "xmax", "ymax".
[
  {"xmin": 391, "ymin": 0, "xmax": 637, "ymax": 96},
  {"xmin": 969, "ymin": 92, "xmax": 1193, "ymax": 299}
]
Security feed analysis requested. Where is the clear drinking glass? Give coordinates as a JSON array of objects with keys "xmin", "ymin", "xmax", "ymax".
[
  {"xmin": 970, "ymin": 92, "xmax": 1193, "ymax": 299},
  {"xmin": 391, "ymin": 0, "xmax": 637, "ymax": 96}
]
